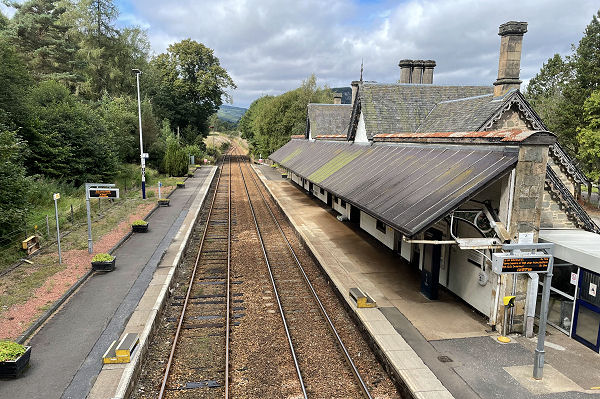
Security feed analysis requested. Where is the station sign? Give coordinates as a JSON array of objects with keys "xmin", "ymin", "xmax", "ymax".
[
  {"xmin": 88, "ymin": 188, "xmax": 120, "ymax": 199},
  {"xmin": 492, "ymin": 252, "xmax": 551, "ymax": 274}
]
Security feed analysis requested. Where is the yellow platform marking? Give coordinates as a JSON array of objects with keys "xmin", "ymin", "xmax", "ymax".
[{"xmin": 497, "ymin": 336, "xmax": 511, "ymax": 343}]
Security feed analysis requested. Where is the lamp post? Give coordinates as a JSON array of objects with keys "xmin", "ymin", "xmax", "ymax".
[{"xmin": 132, "ymin": 68, "xmax": 146, "ymax": 199}]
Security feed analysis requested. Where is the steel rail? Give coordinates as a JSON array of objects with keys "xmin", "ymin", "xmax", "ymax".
[
  {"xmin": 241, "ymin": 158, "xmax": 374, "ymax": 399},
  {"xmin": 236, "ymin": 157, "xmax": 308, "ymax": 399},
  {"xmin": 158, "ymin": 152, "xmax": 231, "ymax": 399},
  {"xmin": 224, "ymin": 149, "xmax": 232, "ymax": 398}
]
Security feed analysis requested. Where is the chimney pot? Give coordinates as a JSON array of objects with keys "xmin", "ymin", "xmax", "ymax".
[
  {"xmin": 399, "ymin": 59, "xmax": 413, "ymax": 83},
  {"xmin": 411, "ymin": 60, "xmax": 425, "ymax": 84},
  {"xmin": 422, "ymin": 60, "xmax": 436, "ymax": 84},
  {"xmin": 333, "ymin": 92, "xmax": 342, "ymax": 104},
  {"xmin": 494, "ymin": 21, "xmax": 527, "ymax": 97}
]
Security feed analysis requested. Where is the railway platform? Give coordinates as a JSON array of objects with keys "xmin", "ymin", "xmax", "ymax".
[
  {"xmin": 0, "ymin": 166, "xmax": 216, "ymax": 399},
  {"xmin": 255, "ymin": 163, "xmax": 600, "ymax": 399}
]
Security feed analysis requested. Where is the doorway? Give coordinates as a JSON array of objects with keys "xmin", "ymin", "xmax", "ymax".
[
  {"xmin": 573, "ymin": 269, "xmax": 600, "ymax": 352},
  {"xmin": 421, "ymin": 229, "xmax": 442, "ymax": 300}
]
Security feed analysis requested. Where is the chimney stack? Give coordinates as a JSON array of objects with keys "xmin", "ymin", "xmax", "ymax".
[
  {"xmin": 494, "ymin": 21, "xmax": 527, "ymax": 97},
  {"xmin": 422, "ymin": 60, "xmax": 436, "ymax": 84},
  {"xmin": 399, "ymin": 59, "xmax": 435, "ymax": 84},
  {"xmin": 399, "ymin": 59, "xmax": 413, "ymax": 83},
  {"xmin": 351, "ymin": 80, "xmax": 359, "ymax": 105},
  {"xmin": 333, "ymin": 92, "xmax": 342, "ymax": 104}
]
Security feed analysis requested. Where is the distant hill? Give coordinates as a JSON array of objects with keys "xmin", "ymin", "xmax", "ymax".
[
  {"xmin": 218, "ymin": 104, "xmax": 247, "ymax": 124},
  {"xmin": 331, "ymin": 87, "xmax": 352, "ymax": 104}
]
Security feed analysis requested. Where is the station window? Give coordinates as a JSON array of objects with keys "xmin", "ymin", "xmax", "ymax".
[
  {"xmin": 319, "ymin": 187, "xmax": 325, "ymax": 195},
  {"xmin": 340, "ymin": 199, "xmax": 346, "ymax": 208},
  {"xmin": 376, "ymin": 219, "xmax": 386, "ymax": 233}
]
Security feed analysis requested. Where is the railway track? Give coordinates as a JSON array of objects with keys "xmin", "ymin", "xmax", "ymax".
[
  {"xmin": 133, "ymin": 147, "xmax": 401, "ymax": 399},
  {"xmin": 236, "ymin": 153, "xmax": 373, "ymax": 398}
]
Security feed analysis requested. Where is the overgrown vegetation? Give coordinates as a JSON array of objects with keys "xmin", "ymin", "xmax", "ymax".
[
  {"xmin": 239, "ymin": 74, "xmax": 333, "ymax": 156},
  {"xmin": 526, "ymin": 10, "xmax": 600, "ymax": 179},
  {"xmin": 0, "ymin": 0, "xmax": 235, "ymax": 238}
]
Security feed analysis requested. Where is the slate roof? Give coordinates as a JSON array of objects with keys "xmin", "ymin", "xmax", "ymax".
[
  {"xmin": 270, "ymin": 139, "xmax": 518, "ymax": 237},
  {"xmin": 374, "ymin": 129, "xmax": 555, "ymax": 144},
  {"xmin": 415, "ymin": 94, "xmax": 506, "ymax": 132},
  {"xmin": 359, "ymin": 83, "xmax": 493, "ymax": 139},
  {"xmin": 307, "ymin": 104, "xmax": 353, "ymax": 138}
]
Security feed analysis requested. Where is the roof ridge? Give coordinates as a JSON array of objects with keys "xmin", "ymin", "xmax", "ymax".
[{"xmin": 438, "ymin": 93, "xmax": 494, "ymax": 104}]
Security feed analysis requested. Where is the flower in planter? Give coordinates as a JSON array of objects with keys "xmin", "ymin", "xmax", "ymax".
[
  {"xmin": 0, "ymin": 341, "xmax": 26, "ymax": 362},
  {"xmin": 92, "ymin": 253, "xmax": 115, "ymax": 263},
  {"xmin": 131, "ymin": 220, "xmax": 148, "ymax": 226}
]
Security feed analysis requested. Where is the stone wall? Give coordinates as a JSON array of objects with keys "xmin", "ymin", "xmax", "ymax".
[
  {"xmin": 490, "ymin": 106, "xmax": 532, "ymax": 130},
  {"xmin": 540, "ymin": 190, "xmax": 578, "ymax": 229}
]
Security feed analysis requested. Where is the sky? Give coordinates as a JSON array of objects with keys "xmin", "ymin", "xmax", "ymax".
[{"xmin": 2, "ymin": 0, "xmax": 599, "ymax": 108}]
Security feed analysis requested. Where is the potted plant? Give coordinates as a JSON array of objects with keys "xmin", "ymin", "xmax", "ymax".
[
  {"xmin": 158, "ymin": 198, "xmax": 170, "ymax": 207},
  {"xmin": 176, "ymin": 181, "xmax": 185, "ymax": 188},
  {"xmin": 187, "ymin": 171, "xmax": 194, "ymax": 177},
  {"xmin": 0, "ymin": 341, "xmax": 31, "ymax": 378},
  {"xmin": 131, "ymin": 219, "xmax": 149, "ymax": 233},
  {"xmin": 91, "ymin": 253, "xmax": 116, "ymax": 272}
]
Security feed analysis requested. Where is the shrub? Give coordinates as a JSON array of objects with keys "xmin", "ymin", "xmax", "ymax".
[
  {"xmin": 92, "ymin": 253, "xmax": 114, "ymax": 262},
  {"xmin": 131, "ymin": 219, "xmax": 148, "ymax": 226},
  {"xmin": 0, "ymin": 341, "xmax": 26, "ymax": 362}
]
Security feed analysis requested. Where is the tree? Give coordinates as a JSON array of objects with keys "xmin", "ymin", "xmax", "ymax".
[
  {"xmin": 577, "ymin": 90, "xmax": 600, "ymax": 179},
  {"xmin": 149, "ymin": 39, "xmax": 236, "ymax": 142},
  {"xmin": 25, "ymin": 80, "xmax": 118, "ymax": 184},
  {"xmin": 246, "ymin": 75, "xmax": 333, "ymax": 156},
  {"xmin": 0, "ymin": 9, "xmax": 8, "ymax": 31},
  {"xmin": 0, "ymin": 126, "xmax": 30, "ymax": 236},
  {"xmin": 163, "ymin": 132, "xmax": 188, "ymax": 176},
  {"xmin": 0, "ymin": 38, "xmax": 32, "ymax": 128},
  {"xmin": 526, "ymin": 10, "xmax": 600, "ymax": 168},
  {"xmin": 5, "ymin": 0, "xmax": 79, "ymax": 84}
]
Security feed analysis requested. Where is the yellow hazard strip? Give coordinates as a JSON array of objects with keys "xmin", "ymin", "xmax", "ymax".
[{"xmin": 590, "ymin": 386, "xmax": 600, "ymax": 390}]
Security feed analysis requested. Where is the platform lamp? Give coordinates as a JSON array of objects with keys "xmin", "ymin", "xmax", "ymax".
[{"xmin": 132, "ymin": 68, "xmax": 146, "ymax": 199}]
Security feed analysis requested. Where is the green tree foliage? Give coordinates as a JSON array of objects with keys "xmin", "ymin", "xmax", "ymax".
[
  {"xmin": 577, "ymin": 90, "xmax": 600, "ymax": 179},
  {"xmin": 5, "ymin": 0, "xmax": 79, "ymax": 85},
  {"xmin": 0, "ymin": 39, "xmax": 32, "ymax": 128},
  {"xmin": 163, "ymin": 132, "xmax": 188, "ymax": 176},
  {"xmin": 149, "ymin": 39, "xmax": 236, "ymax": 142},
  {"xmin": 243, "ymin": 75, "xmax": 333, "ymax": 156},
  {"xmin": 0, "ymin": 9, "xmax": 8, "ymax": 31},
  {"xmin": 25, "ymin": 80, "xmax": 118, "ymax": 184},
  {"xmin": 526, "ymin": 10, "xmax": 600, "ymax": 162},
  {"xmin": 0, "ymin": 127, "xmax": 30, "ymax": 236}
]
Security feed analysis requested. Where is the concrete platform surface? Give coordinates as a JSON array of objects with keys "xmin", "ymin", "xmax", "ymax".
[
  {"xmin": 255, "ymin": 163, "xmax": 600, "ymax": 399},
  {"xmin": 0, "ymin": 167, "xmax": 215, "ymax": 399}
]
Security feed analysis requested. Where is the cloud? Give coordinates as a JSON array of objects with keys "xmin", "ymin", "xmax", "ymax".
[{"xmin": 126, "ymin": 0, "xmax": 597, "ymax": 107}]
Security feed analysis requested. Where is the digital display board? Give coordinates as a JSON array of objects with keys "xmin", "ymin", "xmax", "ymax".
[
  {"xmin": 89, "ymin": 188, "xmax": 119, "ymax": 199},
  {"xmin": 492, "ymin": 253, "xmax": 551, "ymax": 274}
]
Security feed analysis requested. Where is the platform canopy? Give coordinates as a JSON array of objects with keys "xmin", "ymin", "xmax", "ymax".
[
  {"xmin": 270, "ymin": 139, "xmax": 518, "ymax": 237},
  {"xmin": 539, "ymin": 229, "xmax": 600, "ymax": 274}
]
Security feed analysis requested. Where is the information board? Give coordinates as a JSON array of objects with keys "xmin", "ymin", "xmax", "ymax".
[
  {"xmin": 89, "ymin": 188, "xmax": 119, "ymax": 199},
  {"xmin": 492, "ymin": 252, "xmax": 551, "ymax": 274}
]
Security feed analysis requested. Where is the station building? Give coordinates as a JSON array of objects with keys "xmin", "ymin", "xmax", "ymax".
[{"xmin": 270, "ymin": 21, "xmax": 600, "ymax": 352}]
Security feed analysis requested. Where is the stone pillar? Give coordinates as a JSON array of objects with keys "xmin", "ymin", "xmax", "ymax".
[
  {"xmin": 351, "ymin": 80, "xmax": 359, "ymax": 105},
  {"xmin": 494, "ymin": 21, "xmax": 528, "ymax": 97},
  {"xmin": 494, "ymin": 143, "xmax": 549, "ymax": 334},
  {"xmin": 399, "ymin": 59, "xmax": 413, "ymax": 83},
  {"xmin": 411, "ymin": 60, "xmax": 424, "ymax": 84},
  {"xmin": 333, "ymin": 93, "xmax": 342, "ymax": 104},
  {"xmin": 422, "ymin": 60, "xmax": 436, "ymax": 84}
]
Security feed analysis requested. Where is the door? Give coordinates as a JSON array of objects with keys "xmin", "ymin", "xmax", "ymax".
[
  {"xmin": 349, "ymin": 205, "xmax": 360, "ymax": 224},
  {"xmin": 327, "ymin": 192, "xmax": 333, "ymax": 207},
  {"xmin": 421, "ymin": 229, "xmax": 442, "ymax": 300},
  {"xmin": 573, "ymin": 269, "xmax": 600, "ymax": 352}
]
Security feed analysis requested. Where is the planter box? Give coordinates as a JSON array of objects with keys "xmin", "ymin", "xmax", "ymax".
[
  {"xmin": 132, "ymin": 224, "xmax": 148, "ymax": 233},
  {"xmin": 177, "ymin": 183, "xmax": 185, "ymax": 188},
  {"xmin": 281, "ymin": 174, "xmax": 288, "ymax": 178},
  {"xmin": 187, "ymin": 173, "xmax": 194, "ymax": 177},
  {"xmin": 0, "ymin": 346, "xmax": 31, "ymax": 378},
  {"xmin": 158, "ymin": 199, "xmax": 170, "ymax": 207},
  {"xmin": 92, "ymin": 257, "xmax": 116, "ymax": 272}
]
